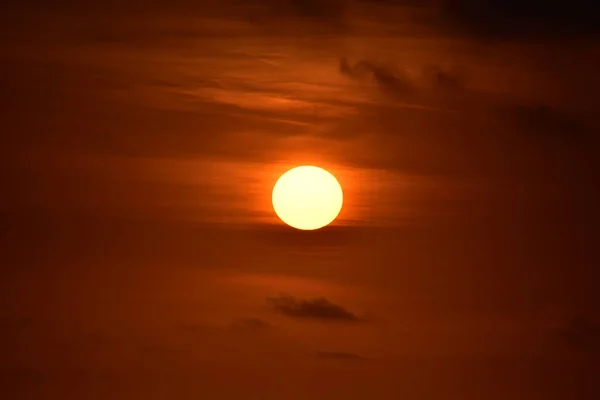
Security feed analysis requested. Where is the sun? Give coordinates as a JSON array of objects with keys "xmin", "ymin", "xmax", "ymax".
[{"xmin": 272, "ymin": 166, "xmax": 343, "ymax": 230}]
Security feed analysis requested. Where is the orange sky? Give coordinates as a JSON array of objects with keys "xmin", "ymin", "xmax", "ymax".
[{"xmin": 1, "ymin": 1, "xmax": 599, "ymax": 399}]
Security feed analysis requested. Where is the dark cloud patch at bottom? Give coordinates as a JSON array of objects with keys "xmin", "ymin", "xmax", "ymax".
[{"xmin": 267, "ymin": 294, "xmax": 361, "ymax": 322}]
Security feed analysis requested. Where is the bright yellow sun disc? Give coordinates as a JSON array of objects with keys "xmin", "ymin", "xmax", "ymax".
[{"xmin": 272, "ymin": 166, "xmax": 343, "ymax": 230}]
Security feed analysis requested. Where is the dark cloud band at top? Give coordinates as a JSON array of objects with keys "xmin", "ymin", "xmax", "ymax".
[{"xmin": 437, "ymin": 0, "xmax": 600, "ymax": 39}]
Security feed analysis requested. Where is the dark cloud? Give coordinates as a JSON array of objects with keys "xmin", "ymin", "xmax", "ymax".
[
  {"xmin": 422, "ymin": 65, "xmax": 468, "ymax": 94},
  {"xmin": 267, "ymin": 294, "xmax": 360, "ymax": 322},
  {"xmin": 316, "ymin": 351, "xmax": 365, "ymax": 360},
  {"xmin": 340, "ymin": 57, "xmax": 418, "ymax": 101},
  {"xmin": 240, "ymin": 0, "xmax": 349, "ymax": 32},
  {"xmin": 304, "ymin": 0, "xmax": 600, "ymax": 40},
  {"xmin": 507, "ymin": 105, "xmax": 595, "ymax": 142},
  {"xmin": 437, "ymin": 0, "xmax": 600, "ymax": 39},
  {"xmin": 241, "ymin": 0, "xmax": 346, "ymax": 18},
  {"xmin": 340, "ymin": 55, "xmax": 595, "ymax": 146},
  {"xmin": 340, "ymin": 57, "xmax": 468, "ymax": 104},
  {"xmin": 287, "ymin": 0, "xmax": 347, "ymax": 19},
  {"xmin": 559, "ymin": 315, "xmax": 600, "ymax": 353}
]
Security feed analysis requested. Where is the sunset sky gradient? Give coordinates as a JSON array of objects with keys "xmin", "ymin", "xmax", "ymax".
[{"xmin": 1, "ymin": 1, "xmax": 599, "ymax": 398}]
